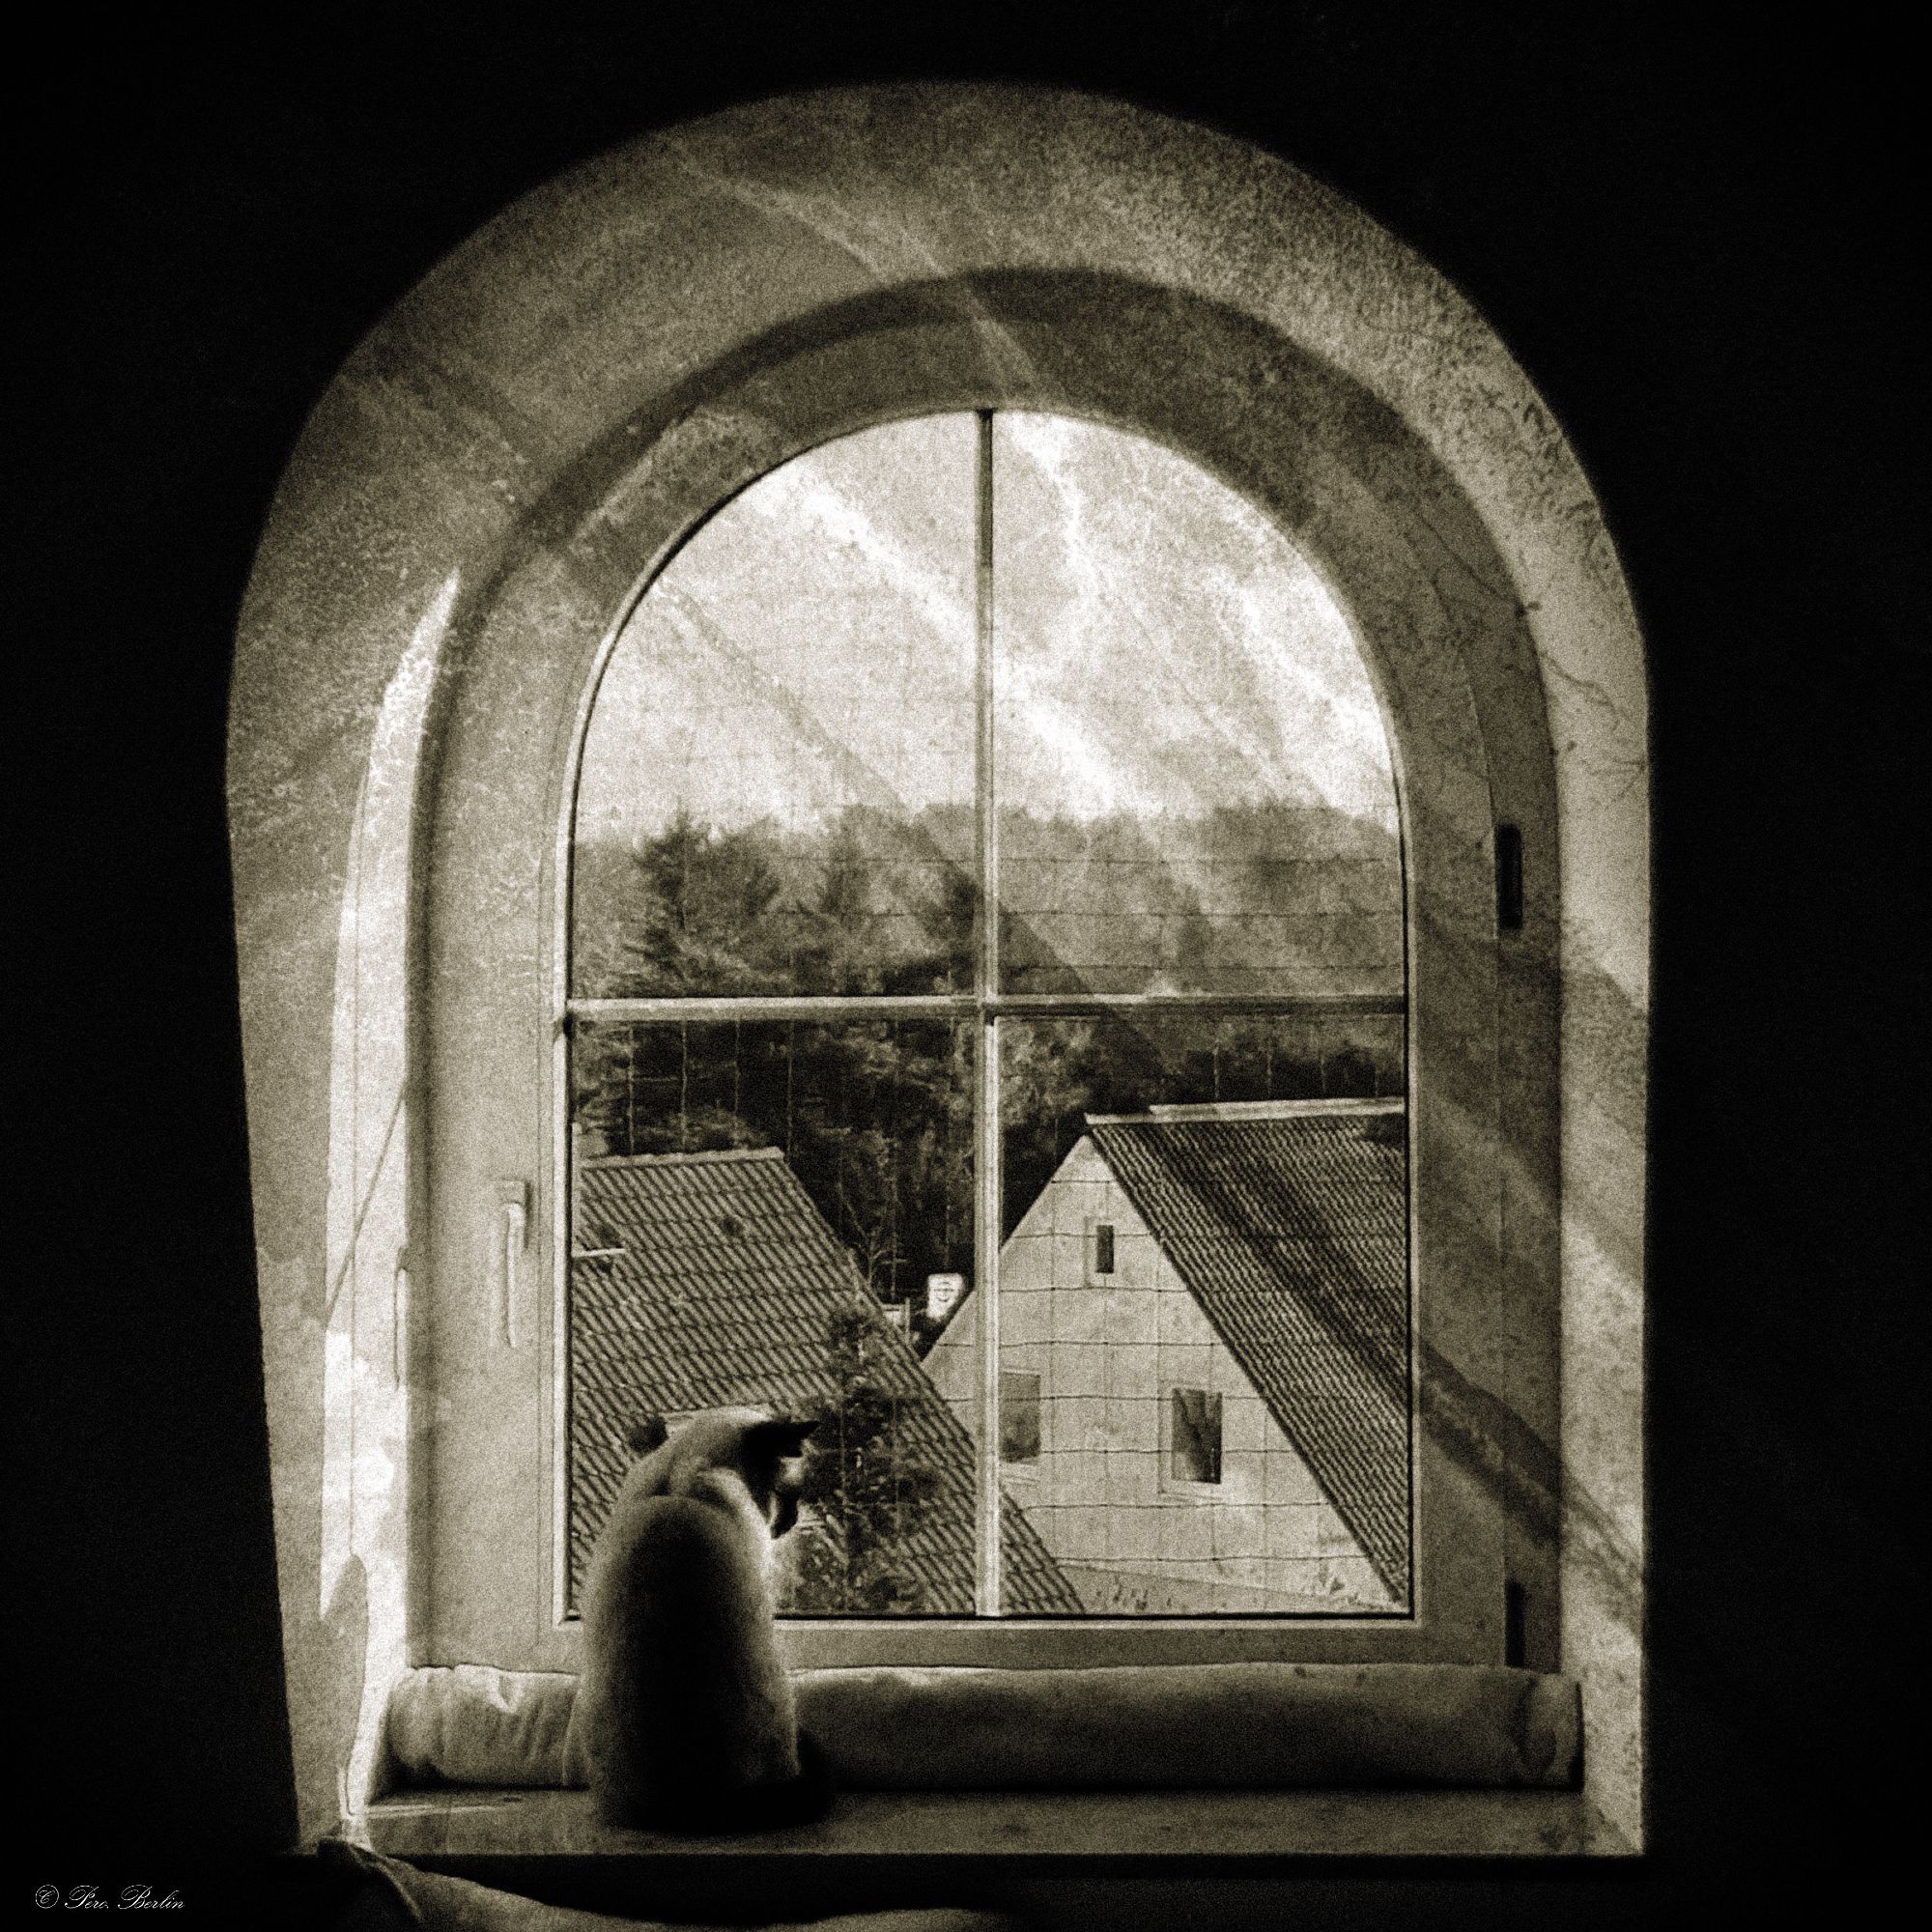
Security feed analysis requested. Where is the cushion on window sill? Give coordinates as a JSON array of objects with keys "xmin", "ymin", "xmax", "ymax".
[
  {"xmin": 321, "ymin": 1838, "xmax": 1021, "ymax": 1932},
  {"xmin": 384, "ymin": 1662, "xmax": 1578, "ymax": 1795},
  {"xmin": 387, "ymin": 1666, "xmax": 581, "ymax": 1792}
]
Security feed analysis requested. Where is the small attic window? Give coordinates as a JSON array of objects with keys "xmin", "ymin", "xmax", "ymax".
[{"xmin": 1090, "ymin": 1221, "xmax": 1117, "ymax": 1279}]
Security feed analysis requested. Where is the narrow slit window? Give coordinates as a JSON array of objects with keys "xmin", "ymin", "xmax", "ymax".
[{"xmin": 1091, "ymin": 1221, "xmax": 1116, "ymax": 1279}]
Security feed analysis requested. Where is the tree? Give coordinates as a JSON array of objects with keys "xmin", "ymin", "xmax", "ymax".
[
  {"xmin": 620, "ymin": 805, "xmax": 787, "ymax": 994},
  {"xmin": 782, "ymin": 1305, "xmax": 942, "ymax": 1613}
]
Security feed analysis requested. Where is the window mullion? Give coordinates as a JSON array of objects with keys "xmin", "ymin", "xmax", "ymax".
[
  {"xmin": 566, "ymin": 994, "xmax": 977, "ymax": 1022},
  {"xmin": 973, "ymin": 408, "xmax": 1002, "ymax": 1616},
  {"xmin": 975, "ymin": 406, "xmax": 999, "ymax": 999},
  {"xmin": 566, "ymin": 992, "xmax": 1404, "ymax": 1021}
]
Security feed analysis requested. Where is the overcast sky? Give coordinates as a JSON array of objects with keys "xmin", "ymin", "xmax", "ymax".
[{"xmin": 574, "ymin": 412, "xmax": 1398, "ymax": 848}]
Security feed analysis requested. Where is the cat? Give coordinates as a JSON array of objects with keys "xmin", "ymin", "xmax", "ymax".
[{"xmin": 565, "ymin": 1406, "xmax": 833, "ymax": 1833}]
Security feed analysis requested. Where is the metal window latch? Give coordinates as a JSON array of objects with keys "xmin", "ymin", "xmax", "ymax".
[
  {"xmin": 1496, "ymin": 823, "xmax": 1524, "ymax": 931},
  {"xmin": 496, "ymin": 1179, "xmax": 530, "ymax": 1349}
]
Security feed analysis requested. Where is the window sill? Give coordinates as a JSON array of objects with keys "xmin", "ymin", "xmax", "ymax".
[{"xmin": 366, "ymin": 1786, "xmax": 1631, "ymax": 1861}]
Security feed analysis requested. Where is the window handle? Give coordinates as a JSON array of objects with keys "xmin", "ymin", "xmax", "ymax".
[
  {"xmin": 496, "ymin": 1179, "xmax": 530, "ymax": 1350},
  {"xmin": 391, "ymin": 1253, "xmax": 410, "ymax": 1386}
]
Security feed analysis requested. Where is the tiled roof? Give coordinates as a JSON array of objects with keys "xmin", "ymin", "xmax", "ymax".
[
  {"xmin": 1089, "ymin": 1103, "xmax": 1409, "ymax": 1601},
  {"xmin": 570, "ymin": 1147, "xmax": 1079, "ymax": 1615}
]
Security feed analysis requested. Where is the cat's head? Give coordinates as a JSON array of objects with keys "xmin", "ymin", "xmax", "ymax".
[{"xmin": 626, "ymin": 1406, "xmax": 815, "ymax": 1538}]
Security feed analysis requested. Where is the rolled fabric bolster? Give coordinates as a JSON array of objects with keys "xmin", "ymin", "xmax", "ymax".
[
  {"xmin": 384, "ymin": 1662, "xmax": 1579, "ymax": 1792},
  {"xmin": 798, "ymin": 1663, "xmax": 1580, "ymax": 1790}
]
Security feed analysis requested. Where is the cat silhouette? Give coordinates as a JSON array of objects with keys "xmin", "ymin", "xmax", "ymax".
[{"xmin": 566, "ymin": 1407, "xmax": 832, "ymax": 1833}]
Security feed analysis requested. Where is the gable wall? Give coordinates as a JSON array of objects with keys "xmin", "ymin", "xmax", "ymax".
[{"xmin": 925, "ymin": 1139, "xmax": 1393, "ymax": 1611}]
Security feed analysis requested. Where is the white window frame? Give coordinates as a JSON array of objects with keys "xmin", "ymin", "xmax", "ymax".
[{"xmin": 555, "ymin": 408, "xmax": 1411, "ymax": 1628}]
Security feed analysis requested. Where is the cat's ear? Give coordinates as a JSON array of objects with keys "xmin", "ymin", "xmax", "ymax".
[
  {"xmin": 748, "ymin": 1416, "xmax": 816, "ymax": 1461},
  {"xmin": 626, "ymin": 1414, "xmax": 670, "ymax": 1456}
]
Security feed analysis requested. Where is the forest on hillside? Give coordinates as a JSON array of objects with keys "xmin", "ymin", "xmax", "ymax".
[
  {"xmin": 570, "ymin": 799, "xmax": 1406, "ymax": 1348},
  {"xmin": 572, "ymin": 796, "xmax": 1402, "ymax": 1002}
]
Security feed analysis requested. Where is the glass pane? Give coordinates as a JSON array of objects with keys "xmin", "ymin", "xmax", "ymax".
[
  {"xmin": 566, "ymin": 1013, "xmax": 1088, "ymax": 1616},
  {"xmin": 990, "ymin": 1011, "xmax": 1412, "ymax": 1615},
  {"xmin": 573, "ymin": 415, "xmax": 979, "ymax": 999},
  {"xmin": 992, "ymin": 413, "xmax": 1403, "ymax": 997}
]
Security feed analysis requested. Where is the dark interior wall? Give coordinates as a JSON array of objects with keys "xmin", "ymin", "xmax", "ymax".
[{"xmin": 20, "ymin": 5, "xmax": 1916, "ymax": 1921}]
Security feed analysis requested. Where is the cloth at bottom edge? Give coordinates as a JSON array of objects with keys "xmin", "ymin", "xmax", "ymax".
[{"xmin": 319, "ymin": 1840, "xmax": 1022, "ymax": 1932}]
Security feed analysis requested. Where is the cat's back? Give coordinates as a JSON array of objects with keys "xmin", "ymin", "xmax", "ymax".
[
  {"xmin": 571, "ymin": 1416, "xmax": 804, "ymax": 1819},
  {"xmin": 587, "ymin": 1477, "xmax": 777, "ymax": 1680}
]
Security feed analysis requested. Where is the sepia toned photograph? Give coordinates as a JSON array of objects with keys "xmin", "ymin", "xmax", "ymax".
[{"xmin": 21, "ymin": 9, "xmax": 1913, "ymax": 1927}]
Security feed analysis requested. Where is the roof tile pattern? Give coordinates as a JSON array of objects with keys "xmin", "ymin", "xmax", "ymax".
[
  {"xmin": 571, "ymin": 1148, "xmax": 1079, "ymax": 1614},
  {"xmin": 1090, "ymin": 1110, "xmax": 1410, "ymax": 1601}
]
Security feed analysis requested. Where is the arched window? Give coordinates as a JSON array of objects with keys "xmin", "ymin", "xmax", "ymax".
[
  {"xmin": 564, "ymin": 411, "xmax": 1411, "ymax": 1621},
  {"xmin": 231, "ymin": 87, "xmax": 1647, "ymax": 1848}
]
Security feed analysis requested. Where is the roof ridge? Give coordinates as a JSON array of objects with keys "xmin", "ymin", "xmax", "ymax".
[
  {"xmin": 579, "ymin": 1146, "xmax": 786, "ymax": 1169},
  {"xmin": 1089, "ymin": 1096, "xmax": 1404, "ymax": 1124}
]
